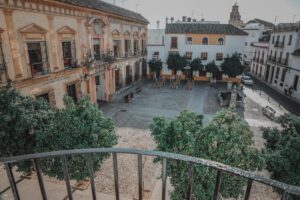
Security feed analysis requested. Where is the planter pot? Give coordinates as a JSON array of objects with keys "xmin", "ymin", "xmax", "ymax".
[
  {"xmin": 227, "ymin": 81, "xmax": 233, "ymax": 90},
  {"xmin": 72, "ymin": 179, "xmax": 91, "ymax": 191}
]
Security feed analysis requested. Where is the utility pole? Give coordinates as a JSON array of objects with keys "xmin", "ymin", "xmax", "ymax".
[{"xmin": 274, "ymin": 16, "xmax": 279, "ymax": 24}]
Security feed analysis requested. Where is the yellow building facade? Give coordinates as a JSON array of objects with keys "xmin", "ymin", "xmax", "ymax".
[{"xmin": 0, "ymin": 0, "xmax": 148, "ymax": 107}]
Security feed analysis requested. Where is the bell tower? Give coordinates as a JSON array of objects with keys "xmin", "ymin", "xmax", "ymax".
[{"xmin": 229, "ymin": 2, "xmax": 243, "ymax": 27}]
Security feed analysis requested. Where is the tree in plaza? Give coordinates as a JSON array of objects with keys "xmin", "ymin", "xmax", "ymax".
[
  {"xmin": 150, "ymin": 110, "xmax": 264, "ymax": 200},
  {"xmin": 190, "ymin": 58, "xmax": 204, "ymax": 75},
  {"xmin": 0, "ymin": 88, "xmax": 118, "ymax": 181},
  {"xmin": 148, "ymin": 58, "xmax": 163, "ymax": 78},
  {"xmin": 262, "ymin": 114, "xmax": 300, "ymax": 200},
  {"xmin": 167, "ymin": 54, "xmax": 187, "ymax": 75},
  {"xmin": 205, "ymin": 61, "xmax": 219, "ymax": 78},
  {"xmin": 221, "ymin": 53, "xmax": 244, "ymax": 77}
]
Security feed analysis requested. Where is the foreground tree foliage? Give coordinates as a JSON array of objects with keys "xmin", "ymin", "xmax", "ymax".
[
  {"xmin": 150, "ymin": 110, "xmax": 264, "ymax": 199},
  {"xmin": 221, "ymin": 53, "xmax": 244, "ymax": 77},
  {"xmin": 263, "ymin": 114, "xmax": 300, "ymax": 200},
  {"xmin": 0, "ymin": 89, "xmax": 117, "ymax": 181}
]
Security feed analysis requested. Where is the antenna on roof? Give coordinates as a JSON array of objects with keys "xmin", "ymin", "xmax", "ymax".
[
  {"xmin": 293, "ymin": 15, "xmax": 297, "ymax": 23},
  {"xmin": 274, "ymin": 16, "xmax": 279, "ymax": 24},
  {"xmin": 113, "ymin": 0, "xmax": 115, "ymax": 5},
  {"xmin": 136, "ymin": 3, "xmax": 139, "ymax": 12}
]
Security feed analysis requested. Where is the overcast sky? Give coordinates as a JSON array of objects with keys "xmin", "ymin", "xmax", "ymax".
[{"xmin": 103, "ymin": 0, "xmax": 300, "ymax": 29}]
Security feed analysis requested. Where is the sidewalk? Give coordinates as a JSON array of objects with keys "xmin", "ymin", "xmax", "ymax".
[{"xmin": 248, "ymin": 73, "xmax": 300, "ymax": 116}]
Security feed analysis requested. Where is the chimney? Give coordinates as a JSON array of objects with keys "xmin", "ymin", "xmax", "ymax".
[
  {"xmin": 157, "ymin": 20, "xmax": 160, "ymax": 29},
  {"xmin": 166, "ymin": 17, "xmax": 169, "ymax": 24},
  {"xmin": 187, "ymin": 17, "xmax": 191, "ymax": 22},
  {"xmin": 182, "ymin": 16, "xmax": 186, "ymax": 22},
  {"xmin": 171, "ymin": 17, "xmax": 174, "ymax": 23}
]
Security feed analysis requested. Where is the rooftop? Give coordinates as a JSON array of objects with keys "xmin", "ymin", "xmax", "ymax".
[
  {"xmin": 55, "ymin": 0, "xmax": 149, "ymax": 24},
  {"xmin": 273, "ymin": 23, "xmax": 300, "ymax": 33},
  {"xmin": 247, "ymin": 18, "xmax": 275, "ymax": 29},
  {"xmin": 165, "ymin": 23, "xmax": 248, "ymax": 35}
]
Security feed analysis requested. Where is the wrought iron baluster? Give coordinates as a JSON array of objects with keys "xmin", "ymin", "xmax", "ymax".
[
  {"xmin": 244, "ymin": 179, "xmax": 253, "ymax": 200},
  {"xmin": 213, "ymin": 170, "xmax": 222, "ymax": 200},
  {"xmin": 282, "ymin": 191, "xmax": 289, "ymax": 200},
  {"xmin": 138, "ymin": 154, "xmax": 143, "ymax": 200},
  {"xmin": 4, "ymin": 163, "xmax": 20, "ymax": 200},
  {"xmin": 162, "ymin": 158, "xmax": 167, "ymax": 200},
  {"xmin": 33, "ymin": 159, "xmax": 47, "ymax": 200},
  {"xmin": 87, "ymin": 154, "xmax": 97, "ymax": 200},
  {"xmin": 186, "ymin": 162, "xmax": 194, "ymax": 200},
  {"xmin": 113, "ymin": 153, "xmax": 120, "ymax": 200},
  {"xmin": 61, "ymin": 156, "xmax": 73, "ymax": 200}
]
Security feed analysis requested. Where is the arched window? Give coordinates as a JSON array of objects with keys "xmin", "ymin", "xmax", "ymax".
[
  {"xmin": 218, "ymin": 38, "xmax": 224, "ymax": 45},
  {"xmin": 202, "ymin": 37, "xmax": 208, "ymax": 45},
  {"xmin": 186, "ymin": 37, "xmax": 193, "ymax": 45}
]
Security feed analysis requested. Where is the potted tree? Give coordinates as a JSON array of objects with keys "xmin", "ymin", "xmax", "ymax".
[
  {"xmin": 221, "ymin": 53, "xmax": 244, "ymax": 88},
  {"xmin": 148, "ymin": 58, "xmax": 163, "ymax": 79},
  {"xmin": 167, "ymin": 54, "xmax": 187, "ymax": 76},
  {"xmin": 190, "ymin": 58, "xmax": 204, "ymax": 78},
  {"xmin": 205, "ymin": 61, "xmax": 219, "ymax": 83}
]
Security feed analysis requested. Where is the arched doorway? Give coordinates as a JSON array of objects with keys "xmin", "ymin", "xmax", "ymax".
[
  {"xmin": 126, "ymin": 65, "xmax": 132, "ymax": 86},
  {"xmin": 134, "ymin": 61, "xmax": 140, "ymax": 81},
  {"xmin": 115, "ymin": 68, "xmax": 122, "ymax": 91}
]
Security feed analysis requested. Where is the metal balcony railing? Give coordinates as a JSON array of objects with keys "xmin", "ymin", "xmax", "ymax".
[
  {"xmin": 1, "ymin": 148, "xmax": 300, "ymax": 200},
  {"xmin": 274, "ymin": 41, "xmax": 284, "ymax": 48}
]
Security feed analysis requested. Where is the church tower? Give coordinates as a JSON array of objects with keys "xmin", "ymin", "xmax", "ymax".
[{"xmin": 229, "ymin": 3, "xmax": 243, "ymax": 27}]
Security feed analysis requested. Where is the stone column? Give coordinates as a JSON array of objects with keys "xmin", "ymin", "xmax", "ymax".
[{"xmin": 4, "ymin": 9, "xmax": 22, "ymax": 79}]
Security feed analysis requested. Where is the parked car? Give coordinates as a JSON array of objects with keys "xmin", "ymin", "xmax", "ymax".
[
  {"xmin": 262, "ymin": 106, "xmax": 276, "ymax": 120},
  {"xmin": 241, "ymin": 76, "xmax": 253, "ymax": 85}
]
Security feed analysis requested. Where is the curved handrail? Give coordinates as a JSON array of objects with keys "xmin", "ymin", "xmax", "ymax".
[{"xmin": 1, "ymin": 148, "xmax": 300, "ymax": 196}]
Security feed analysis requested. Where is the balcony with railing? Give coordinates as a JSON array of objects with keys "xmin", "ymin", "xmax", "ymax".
[
  {"xmin": 30, "ymin": 62, "xmax": 50, "ymax": 78},
  {"xmin": 274, "ymin": 41, "xmax": 284, "ymax": 48},
  {"xmin": 1, "ymin": 148, "xmax": 300, "ymax": 200},
  {"xmin": 259, "ymin": 58, "xmax": 264, "ymax": 64}
]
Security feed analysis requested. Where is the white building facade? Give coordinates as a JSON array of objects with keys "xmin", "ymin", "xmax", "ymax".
[
  {"xmin": 147, "ymin": 22, "xmax": 248, "ymax": 81},
  {"xmin": 261, "ymin": 23, "xmax": 300, "ymax": 101},
  {"xmin": 250, "ymin": 42, "xmax": 269, "ymax": 78}
]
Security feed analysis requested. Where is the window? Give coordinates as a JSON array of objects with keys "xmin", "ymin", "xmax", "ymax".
[
  {"xmin": 245, "ymin": 42, "xmax": 248, "ymax": 46},
  {"xmin": 36, "ymin": 93, "xmax": 49, "ymax": 102},
  {"xmin": 293, "ymin": 75, "xmax": 299, "ymax": 90},
  {"xmin": 169, "ymin": 51, "xmax": 179, "ymax": 55},
  {"xmin": 282, "ymin": 35, "xmax": 285, "ymax": 45},
  {"xmin": 113, "ymin": 40, "xmax": 121, "ymax": 57},
  {"xmin": 201, "ymin": 52, "xmax": 208, "ymax": 60},
  {"xmin": 67, "ymin": 83, "xmax": 77, "ymax": 101},
  {"xmin": 186, "ymin": 52, "xmax": 192, "ymax": 60},
  {"xmin": 216, "ymin": 53, "xmax": 223, "ymax": 61},
  {"xmin": 218, "ymin": 38, "xmax": 224, "ymax": 45},
  {"xmin": 202, "ymin": 37, "xmax": 208, "ymax": 45},
  {"xmin": 276, "ymin": 35, "xmax": 280, "ymax": 43},
  {"xmin": 285, "ymin": 53, "xmax": 289, "ymax": 65},
  {"xmin": 134, "ymin": 40, "xmax": 139, "ymax": 55},
  {"xmin": 272, "ymin": 36, "xmax": 275, "ymax": 44},
  {"xmin": 288, "ymin": 35, "xmax": 293, "ymax": 45},
  {"xmin": 171, "ymin": 37, "xmax": 178, "ymax": 49},
  {"xmin": 281, "ymin": 69, "xmax": 286, "ymax": 82},
  {"xmin": 186, "ymin": 37, "xmax": 193, "ymax": 45},
  {"xmin": 275, "ymin": 67, "xmax": 280, "ymax": 79},
  {"xmin": 27, "ymin": 42, "xmax": 48, "ymax": 77},
  {"xmin": 125, "ymin": 39, "xmax": 131, "ymax": 56},
  {"xmin": 152, "ymin": 52, "xmax": 159, "ymax": 60},
  {"xmin": 95, "ymin": 75, "xmax": 100, "ymax": 85},
  {"xmin": 62, "ymin": 40, "xmax": 76, "ymax": 68},
  {"xmin": 93, "ymin": 38, "xmax": 101, "ymax": 60}
]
